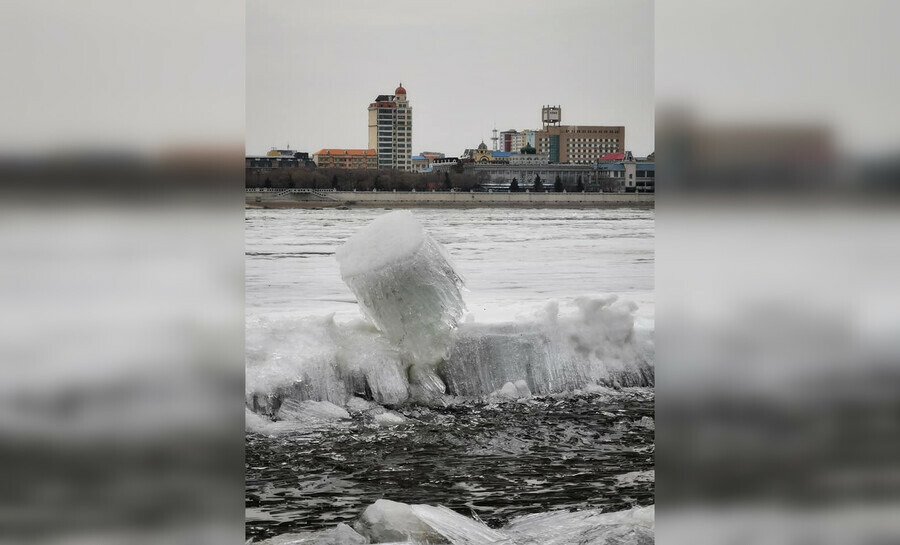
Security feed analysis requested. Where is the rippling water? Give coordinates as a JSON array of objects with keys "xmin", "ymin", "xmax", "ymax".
[
  {"xmin": 246, "ymin": 390, "xmax": 654, "ymax": 540},
  {"xmin": 245, "ymin": 207, "xmax": 654, "ymax": 541}
]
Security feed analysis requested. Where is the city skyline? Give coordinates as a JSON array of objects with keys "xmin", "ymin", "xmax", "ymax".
[{"xmin": 247, "ymin": 0, "xmax": 654, "ymax": 159}]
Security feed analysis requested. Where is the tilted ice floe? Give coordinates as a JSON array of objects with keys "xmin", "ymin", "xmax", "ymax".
[
  {"xmin": 336, "ymin": 210, "xmax": 466, "ymax": 368},
  {"xmin": 254, "ymin": 498, "xmax": 654, "ymax": 545},
  {"xmin": 246, "ymin": 211, "xmax": 653, "ymax": 420}
]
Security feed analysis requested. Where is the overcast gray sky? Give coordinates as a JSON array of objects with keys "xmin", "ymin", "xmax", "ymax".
[
  {"xmin": 0, "ymin": 0, "xmax": 244, "ymax": 156},
  {"xmin": 656, "ymin": 0, "xmax": 900, "ymax": 156},
  {"xmin": 246, "ymin": 0, "xmax": 654, "ymax": 158}
]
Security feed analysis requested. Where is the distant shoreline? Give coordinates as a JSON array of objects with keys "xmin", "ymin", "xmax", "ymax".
[
  {"xmin": 246, "ymin": 200, "xmax": 654, "ymax": 210},
  {"xmin": 245, "ymin": 190, "xmax": 654, "ymax": 210}
]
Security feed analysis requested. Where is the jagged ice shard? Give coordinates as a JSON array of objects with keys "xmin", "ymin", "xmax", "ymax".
[{"xmin": 336, "ymin": 211, "xmax": 466, "ymax": 367}]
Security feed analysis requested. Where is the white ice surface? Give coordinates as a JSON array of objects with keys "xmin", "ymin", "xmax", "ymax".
[
  {"xmin": 615, "ymin": 470, "xmax": 655, "ymax": 486},
  {"xmin": 246, "ymin": 297, "xmax": 653, "ymax": 419},
  {"xmin": 246, "ymin": 209, "xmax": 654, "ymax": 417},
  {"xmin": 443, "ymin": 296, "xmax": 653, "ymax": 397},
  {"xmin": 374, "ymin": 411, "xmax": 408, "ymax": 426},
  {"xmin": 349, "ymin": 499, "xmax": 654, "ymax": 545},
  {"xmin": 278, "ymin": 399, "xmax": 350, "ymax": 421},
  {"xmin": 335, "ymin": 211, "xmax": 425, "ymax": 278},
  {"xmin": 504, "ymin": 504, "xmax": 654, "ymax": 545},
  {"xmin": 408, "ymin": 505, "xmax": 510, "ymax": 544}
]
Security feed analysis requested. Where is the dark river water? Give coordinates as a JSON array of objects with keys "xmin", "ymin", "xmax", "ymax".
[{"xmin": 246, "ymin": 389, "xmax": 654, "ymax": 541}]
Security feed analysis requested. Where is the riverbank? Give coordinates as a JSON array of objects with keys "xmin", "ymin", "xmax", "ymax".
[{"xmin": 245, "ymin": 190, "xmax": 654, "ymax": 209}]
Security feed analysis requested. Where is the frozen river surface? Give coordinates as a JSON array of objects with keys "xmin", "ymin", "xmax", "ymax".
[{"xmin": 246, "ymin": 207, "xmax": 654, "ymax": 323}]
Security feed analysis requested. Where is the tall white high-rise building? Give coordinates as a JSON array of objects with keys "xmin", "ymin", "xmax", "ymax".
[{"xmin": 367, "ymin": 83, "xmax": 412, "ymax": 170}]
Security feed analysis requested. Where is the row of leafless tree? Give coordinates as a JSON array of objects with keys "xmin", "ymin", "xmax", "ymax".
[
  {"xmin": 245, "ymin": 167, "xmax": 628, "ymax": 192},
  {"xmin": 245, "ymin": 167, "xmax": 483, "ymax": 191}
]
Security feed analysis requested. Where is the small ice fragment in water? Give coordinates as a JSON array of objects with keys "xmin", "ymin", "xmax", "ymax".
[
  {"xmin": 345, "ymin": 396, "xmax": 384, "ymax": 416},
  {"xmin": 374, "ymin": 411, "xmax": 407, "ymax": 426},
  {"xmin": 615, "ymin": 470, "xmax": 655, "ymax": 486},
  {"xmin": 514, "ymin": 379, "xmax": 531, "ymax": 398},
  {"xmin": 498, "ymin": 382, "xmax": 519, "ymax": 399}
]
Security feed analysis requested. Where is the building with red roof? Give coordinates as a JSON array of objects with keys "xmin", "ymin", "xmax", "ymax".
[
  {"xmin": 367, "ymin": 83, "xmax": 413, "ymax": 171},
  {"xmin": 312, "ymin": 148, "xmax": 378, "ymax": 170}
]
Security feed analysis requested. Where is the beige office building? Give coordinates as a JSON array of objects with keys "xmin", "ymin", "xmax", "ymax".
[
  {"xmin": 535, "ymin": 125, "xmax": 625, "ymax": 164},
  {"xmin": 367, "ymin": 83, "xmax": 413, "ymax": 170},
  {"xmin": 313, "ymin": 149, "xmax": 377, "ymax": 169}
]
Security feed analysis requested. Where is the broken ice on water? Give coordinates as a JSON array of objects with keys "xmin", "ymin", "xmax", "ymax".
[{"xmin": 256, "ymin": 498, "xmax": 654, "ymax": 545}]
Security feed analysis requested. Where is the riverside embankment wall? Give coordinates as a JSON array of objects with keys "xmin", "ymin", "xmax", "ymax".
[{"xmin": 247, "ymin": 190, "xmax": 654, "ymax": 207}]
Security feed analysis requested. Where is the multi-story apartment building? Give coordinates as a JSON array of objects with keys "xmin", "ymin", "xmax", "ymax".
[
  {"xmin": 499, "ymin": 130, "xmax": 517, "ymax": 152},
  {"xmin": 367, "ymin": 83, "xmax": 413, "ymax": 170},
  {"xmin": 535, "ymin": 125, "xmax": 625, "ymax": 164},
  {"xmin": 312, "ymin": 149, "xmax": 378, "ymax": 169},
  {"xmin": 509, "ymin": 130, "xmax": 536, "ymax": 153}
]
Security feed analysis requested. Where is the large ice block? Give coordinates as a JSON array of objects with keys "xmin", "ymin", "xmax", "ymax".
[
  {"xmin": 441, "ymin": 297, "xmax": 654, "ymax": 397},
  {"xmin": 336, "ymin": 211, "xmax": 466, "ymax": 366}
]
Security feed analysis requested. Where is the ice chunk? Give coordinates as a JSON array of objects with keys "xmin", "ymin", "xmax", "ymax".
[
  {"xmin": 374, "ymin": 411, "xmax": 408, "ymax": 426},
  {"xmin": 336, "ymin": 211, "xmax": 466, "ymax": 366},
  {"xmin": 345, "ymin": 396, "xmax": 383, "ymax": 416},
  {"xmin": 354, "ymin": 499, "xmax": 449, "ymax": 544},
  {"xmin": 333, "ymin": 319, "xmax": 409, "ymax": 405},
  {"xmin": 445, "ymin": 322, "xmax": 586, "ymax": 397},
  {"xmin": 278, "ymin": 399, "xmax": 350, "ymax": 421},
  {"xmin": 442, "ymin": 297, "xmax": 654, "ymax": 397},
  {"xmin": 245, "ymin": 407, "xmax": 299, "ymax": 436},
  {"xmin": 246, "ymin": 315, "xmax": 350, "ymax": 409},
  {"xmin": 409, "ymin": 504, "xmax": 510, "ymax": 544},
  {"xmin": 514, "ymin": 380, "xmax": 531, "ymax": 398},
  {"xmin": 245, "ymin": 407, "xmax": 270, "ymax": 432},
  {"xmin": 499, "ymin": 381, "xmax": 519, "ymax": 398},
  {"xmin": 246, "ymin": 315, "xmax": 411, "ymax": 410},
  {"xmin": 256, "ymin": 523, "xmax": 367, "ymax": 544},
  {"xmin": 615, "ymin": 470, "xmax": 655, "ymax": 486},
  {"xmin": 496, "ymin": 382, "xmax": 519, "ymax": 400},
  {"xmin": 484, "ymin": 381, "xmax": 532, "ymax": 403},
  {"xmin": 346, "ymin": 499, "xmax": 654, "ymax": 545},
  {"xmin": 503, "ymin": 505, "xmax": 654, "ymax": 545},
  {"xmin": 246, "ymin": 295, "xmax": 652, "ymax": 414},
  {"xmin": 408, "ymin": 365, "xmax": 448, "ymax": 404},
  {"xmin": 245, "ymin": 407, "xmax": 335, "ymax": 436}
]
